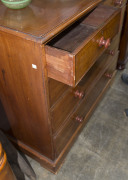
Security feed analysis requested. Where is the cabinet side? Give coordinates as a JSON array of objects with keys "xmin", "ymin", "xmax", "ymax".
[{"xmin": 0, "ymin": 30, "xmax": 54, "ymax": 161}]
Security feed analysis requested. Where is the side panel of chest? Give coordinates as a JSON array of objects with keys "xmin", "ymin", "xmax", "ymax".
[{"xmin": 0, "ymin": 31, "xmax": 54, "ymax": 160}]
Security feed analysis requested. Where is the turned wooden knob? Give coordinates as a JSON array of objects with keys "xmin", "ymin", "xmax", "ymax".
[
  {"xmin": 114, "ymin": 0, "xmax": 123, "ymax": 6},
  {"xmin": 104, "ymin": 73, "xmax": 112, "ymax": 79},
  {"xmin": 76, "ymin": 116, "xmax": 83, "ymax": 123},
  {"xmin": 109, "ymin": 50, "xmax": 115, "ymax": 56},
  {"xmin": 98, "ymin": 37, "xmax": 110, "ymax": 49},
  {"xmin": 74, "ymin": 90, "xmax": 84, "ymax": 99}
]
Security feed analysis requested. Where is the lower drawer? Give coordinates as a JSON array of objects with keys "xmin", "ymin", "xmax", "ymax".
[{"xmin": 54, "ymin": 52, "xmax": 118, "ymax": 157}]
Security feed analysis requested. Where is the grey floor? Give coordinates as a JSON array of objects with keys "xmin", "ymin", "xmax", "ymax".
[{"xmin": 27, "ymin": 63, "xmax": 128, "ymax": 180}]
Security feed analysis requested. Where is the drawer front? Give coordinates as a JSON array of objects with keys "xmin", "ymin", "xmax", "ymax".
[
  {"xmin": 45, "ymin": 5, "xmax": 121, "ymax": 87},
  {"xmin": 54, "ymin": 53, "xmax": 118, "ymax": 157},
  {"xmin": 103, "ymin": 0, "xmax": 127, "ymax": 7},
  {"xmin": 75, "ymin": 11, "xmax": 120, "ymax": 83},
  {"xmin": 50, "ymin": 35, "xmax": 119, "ymax": 134}
]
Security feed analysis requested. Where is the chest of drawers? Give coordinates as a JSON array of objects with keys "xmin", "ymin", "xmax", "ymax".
[{"xmin": 0, "ymin": 0, "xmax": 126, "ymax": 173}]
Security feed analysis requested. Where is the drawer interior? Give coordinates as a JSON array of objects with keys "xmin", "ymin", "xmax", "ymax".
[{"xmin": 47, "ymin": 22, "xmax": 96, "ymax": 53}]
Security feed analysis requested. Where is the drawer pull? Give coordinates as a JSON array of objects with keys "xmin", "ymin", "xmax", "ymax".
[
  {"xmin": 109, "ymin": 50, "xmax": 115, "ymax": 56},
  {"xmin": 76, "ymin": 116, "xmax": 83, "ymax": 123},
  {"xmin": 104, "ymin": 73, "xmax": 112, "ymax": 79},
  {"xmin": 99, "ymin": 37, "xmax": 110, "ymax": 49},
  {"xmin": 74, "ymin": 90, "xmax": 84, "ymax": 99},
  {"xmin": 114, "ymin": 0, "xmax": 123, "ymax": 6}
]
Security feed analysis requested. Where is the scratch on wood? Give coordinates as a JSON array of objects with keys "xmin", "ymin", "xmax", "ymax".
[{"xmin": 2, "ymin": 69, "xmax": 6, "ymax": 86}]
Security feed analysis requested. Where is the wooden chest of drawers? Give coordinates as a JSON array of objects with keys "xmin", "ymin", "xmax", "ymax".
[{"xmin": 0, "ymin": 0, "xmax": 126, "ymax": 173}]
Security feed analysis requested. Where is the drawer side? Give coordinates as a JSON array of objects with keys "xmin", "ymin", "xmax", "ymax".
[{"xmin": 45, "ymin": 46, "xmax": 75, "ymax": 86}]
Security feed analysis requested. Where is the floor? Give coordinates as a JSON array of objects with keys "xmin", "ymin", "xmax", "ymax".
[{"xmin": 25, "ymin": 63, "xmax": 128, "ymax": 180}]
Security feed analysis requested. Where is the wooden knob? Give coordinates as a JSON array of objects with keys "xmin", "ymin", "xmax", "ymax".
[
  {"xmin": 98, "ymin": 37, "xmax": 110, "ymax": 49},
  {"xmin": 109, "ymin": 50, "xmax": 115, "ymax": 56},
  {"xmin": 114, "ymin": 0, "xmax": 123, "ymax": 6},
  {"xmin": 76, "ymin": 116, "xmax": 83, "ymax": 123},
  {"xmin": 74, "ymin": 90, "xmax": 84, "ymax": 99},
  {"xmin": 104, "ymin": 73, "xmax": 112, "ymax": 79}
]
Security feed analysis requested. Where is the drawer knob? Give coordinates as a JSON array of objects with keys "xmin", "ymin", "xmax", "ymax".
[
  {"xmin": 74, "ymin": 90, "xmax": 84, "ymax": 99},
  {"xmin": 104, "ymin": 73, "xmax": 112, "ymax": 79},
  {"xmin": 109, "ymin": 50, "xmax": 115, "ymax": 56},
  {"xmin": 76, "ymin": 116, "xmax": 83, "ymax": 123},
  {"xmin": 99, "ymin": 37, "xmax": 110, "ymax": 49},
  {"xmin": 114, "ymin": 0, "xmax": 123, "ymax": 6}
]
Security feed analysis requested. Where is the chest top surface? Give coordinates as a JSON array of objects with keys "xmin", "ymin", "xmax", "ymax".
[{"xmin": 0, "ymin": 0, "xmax": 101, "ymax": 42}]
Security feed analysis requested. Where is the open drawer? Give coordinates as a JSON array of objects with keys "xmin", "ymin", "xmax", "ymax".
[{"xmin": 45, "ymin": 5, "xmax": 121, "ymax": 87}]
